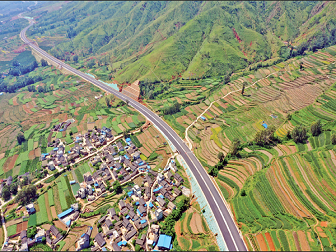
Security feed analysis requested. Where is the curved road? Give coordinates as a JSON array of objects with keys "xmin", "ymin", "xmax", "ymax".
[{"xmin": 20, "ymin": 21, "xmax": 247, "ymax": 251}]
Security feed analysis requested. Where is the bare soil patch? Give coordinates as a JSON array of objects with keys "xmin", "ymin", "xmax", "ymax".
[
  {"xmin": 293, "ymin": 231, "xmax": 301, "ymax": 251},
  {"xmin": 22, "ymin": 221, "xmax": 27, "ymax": 231},
  {"xmin": 297, "ymin": 230, "xmax": 310, "ymax": 250},
  {"xmin": 265, "ymin": 232, "xmax": 275, "ymax": 251},
  {"xmin": 42, "ymin": 224, "xmax": 52, "ymax": 231},
  {"xmin": 256, "ymin": 233, "xmax": 268, "ymax": 251},
  {"xmin": 22, "ymin": 105, "xmax": 33, "ymax": 114},
  {"xmin": 54, "ymin": 220, "xmax": 67, "ymax": 230},
  {"xmin": 320, "ymin": 222, "xmax": 328, "ymax": 227},
  {"xmin": 3, "ymin": 154, "xmax": 18, "ymax": 173},
  {"xmin": 50, "ymin": 206, "xmax": 57, "ymax": 219},
  {"xmin": 34, "ymin": 148, "xmax": 41, "ymax": 157},
  {"xmin": 16, "ymin": 222, "xmax": 23, "ymax": 233},
  {"xmin": 189, "ymin": 212, "xmax": 198, "ymax": 234},
  {"xmin": 12, "ymin": 97, "xmax": 18, "ymax": 106},
  {"xmin": 194, "ymin": 212, "xmax": 205, "ymax": 233},
  {"xmin": 28, "ymin": 150, "xmax": 35, "ymax": 160}
]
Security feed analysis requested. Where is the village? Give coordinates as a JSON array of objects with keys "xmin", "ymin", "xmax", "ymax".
[{"xmin": 1, "ymin": 121, "xmax": 192, "ymax": 251}]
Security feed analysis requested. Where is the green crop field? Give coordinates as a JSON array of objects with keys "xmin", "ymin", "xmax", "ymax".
[
  {"xmin": 48, "ymin": 188, "xmax": 54, "ymax": 206},
  {"xmin": 28, "ymin": 213, "xmax": 37, "ymax": 227},
  {"xmin": 36, "ymin": 194, "xmax": 49, "ymax": 224},
  {"xmin": 7, "ymin": 225, "xmax": 17, "ymax": 237}
]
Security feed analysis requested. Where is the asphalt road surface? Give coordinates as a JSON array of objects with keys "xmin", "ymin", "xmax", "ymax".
[{"xmin": 21, "ymin": 21, "xmax": 247, "ymax": 251}]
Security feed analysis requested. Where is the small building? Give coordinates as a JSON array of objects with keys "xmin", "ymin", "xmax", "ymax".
[
  {"xmin": 111, "ymin": 242, "xmax": 121, "ymax": 251},
  {"xmin": 108, "ymin": 208, "xmax": 116, "ymax": 218},
  {"xmin": 154, "ymin": 208, "xmax": 163, "ymax": 221},
  {"xmin": 26, "ymin": 204, "xmax": 36, "ymax": 215},
  {"xmin": 167, "ymin": 202, "xmax": 176, "ymax": 210},
  {"xmin": 124, "ymin": 229, "xmax": 137, "ymax": 241},
  {"xmin": 116, "ymin": 142, "xmax": 124, "ymax": 152},
  {"xmin": 76, "ymin": 233, "xmax": 90, "ymax": 251},
  {"xmin": 57, "ymin": 207, "xmax": 74, "ymax": 219},
  {"xmin": 157, "ymin": 196, "xmax": 166, "ymax": 208},
  {"xmin": 105, "ymin": 219, "xmax": 113, "ymax": 229},
  {"xmin": 157, "ymin": 234, "xmax": 172, "ymax": 250}
]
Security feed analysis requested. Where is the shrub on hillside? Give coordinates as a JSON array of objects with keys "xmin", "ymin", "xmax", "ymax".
[
  {"xmin": 311, "ymin": 120, "xmax": 322, "ymax": 136},
  {"xmin": 291, "ymin": 125, "xmax": 307, "ymax": 144}
]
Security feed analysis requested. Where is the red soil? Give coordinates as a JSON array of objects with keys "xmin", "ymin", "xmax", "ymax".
[
  {"xmin": 12, "ymin": 97, "xmax": 18, "ymax": 106},
  {"xmin": 3, "ymin": 155, "xmax": 18, "ymax": 173},
  {"xmin": 232, "ymin": 28, "xmax": 242, "ymax": 43},
  {"xmin": 265, "ymin": 233, "xmax": 275, "ymax": 251},
  {"xmin": 256, "ymin": 233, "xmax": 268, "ymax": 251},
  {"xmin": 13, "ymin": 44, "xmax": 26, "ymax": 54},
  {"xmin": 28, "ymin": 150, "xmax": 35, "ymax": 160},
  {"xmin": 320, "ymin": 222, "xmax": 328, "ymax": 227},
  {"xmin": 22, "ymin": 105, "xmax": 33, "ymax": 114}
]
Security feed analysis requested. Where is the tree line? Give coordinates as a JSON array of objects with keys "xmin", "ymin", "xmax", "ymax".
[{"xmin": 0, "ymin": 59, "xmax": 47, "ymax": 93}]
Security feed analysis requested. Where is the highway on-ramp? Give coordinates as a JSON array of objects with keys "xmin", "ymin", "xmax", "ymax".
[{"xmin": 20, "ymin": 21, "xmax": 247, "ymax": 251}]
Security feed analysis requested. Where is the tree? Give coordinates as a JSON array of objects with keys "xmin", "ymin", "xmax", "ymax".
[
  {"xmin": 254, "ymin": 126, "xmax": 277, "ymax": 146},
  {"xmin": 291, "ymin": 125, "xmax": 307, "ymax": 143},
  {"xmin": 230, "ymin": 138, "xmax": 241, "ymax": 156},
  {"xmin": 38, "ymin": 86, "xmax": 44, "ymax": 93},
  {"xmin": 15, "ymin": 184, "xmax": 37, "ymax": 205},
  {"xmin": 217, "ymin": 152, "xmax": 224, "ymax": 162},
  {"xmin": 41, "ymin": 59, "xmax": 48, "ymax": 67},
  {"xmin": 105, "ymin": 97, "xmax": 110, "ymax": 107},
  {"xmin": 73, "ymin": 55, "xmax": 78, "ymax": 63},
  {"xmin": 332, "ymin": 133, "xmax": 336, "ymax": 145},
  {"xmin": 12, "ymin": 60, "xmax": 20, "ymax": 67},
  {"xmin": 299, "ymin": 62, "xmax": 304, "ymax": 70},
  {"xmin": 113, "ymin": 180, "xmax": 122, "ymax": 193},
  {"xmin": 17, "ymin": 133, "xmax": 26, "ymax": 145},
  {"xmin": 10, "ymin": 183, "xmax": 18, "ymax": 195},
  {"xmin": 126, "ymin": 99, "xmax": 129, "ymax": 105},
  {"xmin": 27, "ymin": 226, "xmax": 37, "ymax": 238},
  {"xmin": 241, "ymin": 81, "xmax": 247, "ymax": 95},
  {"xmin": 2, "ymin": 185, "xmax": 11, "ymax": 201},
  {"xmin": 311, "ymin": 120, "xmax": 322, "ymax": 136},
  {"xmin": 123, "ymin": 130, "xmax": 129, "ymax": 138},
  {"xmin": 87, "ymin": 59, "xmax": 95, "ymax": 68}
]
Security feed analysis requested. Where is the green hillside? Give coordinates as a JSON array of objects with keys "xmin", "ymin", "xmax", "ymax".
[{"xmin": 26, "ymin": 1, "xmax": 336, "ymax": 83}]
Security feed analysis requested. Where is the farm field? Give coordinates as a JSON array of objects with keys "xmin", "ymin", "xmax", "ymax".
[
  {"xmin": 174, "ymin": 201, "xmax": 219, "ymax": 251},
  {"xmin": 0, "ymin": 62, "xmax": 146, "ymax": 182},
  {"xmin": 154, "ymin": 44, "xmax": 336, "ymax": 251}
]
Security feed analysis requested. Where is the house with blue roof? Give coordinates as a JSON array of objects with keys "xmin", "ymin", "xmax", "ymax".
[
  {"xmin": 157, "ymin": 234, "xmax": 172, "ymax": 250},
  {"xmin": 26, "ymin": 203, "xmax": 36, "ymax": 215},
  {"xmin": 57, "ymin": 207, "xmax": 74, "ymax": 219}
]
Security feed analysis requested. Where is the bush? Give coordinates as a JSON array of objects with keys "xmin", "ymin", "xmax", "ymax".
[
  {"xmin": 254, "ymin": 126, "xmax": 277, "ymax": 146},
  {"xmin": 311, "ymin": 120, "xmax": 322, "ymax": 136},
  {"xmin": 291, "ymin": 125, "xmax": 307, "ymax": 144},
  {"xmin": 331, "ymin": 133, "xmax": 336, "ymax": 145}
]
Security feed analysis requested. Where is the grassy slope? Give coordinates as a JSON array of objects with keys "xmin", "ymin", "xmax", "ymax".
[{"xmin": 26, "ymin": 1, "xmax": 334, "ymax": 83}]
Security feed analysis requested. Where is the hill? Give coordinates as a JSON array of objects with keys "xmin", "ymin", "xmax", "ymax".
[{"xmin": 24, "ymin": 1, "xmax": 336, "ymax": 84}]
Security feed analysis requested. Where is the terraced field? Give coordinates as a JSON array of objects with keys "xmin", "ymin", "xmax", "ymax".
[{"xmin": 187, "ymin": 44, "xmax": 336, "ymax": 251}]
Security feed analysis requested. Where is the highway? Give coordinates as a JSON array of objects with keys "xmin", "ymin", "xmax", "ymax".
[{"xmin": 20, "ymin": 21, "xmax": 247, "ymax": 251}]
